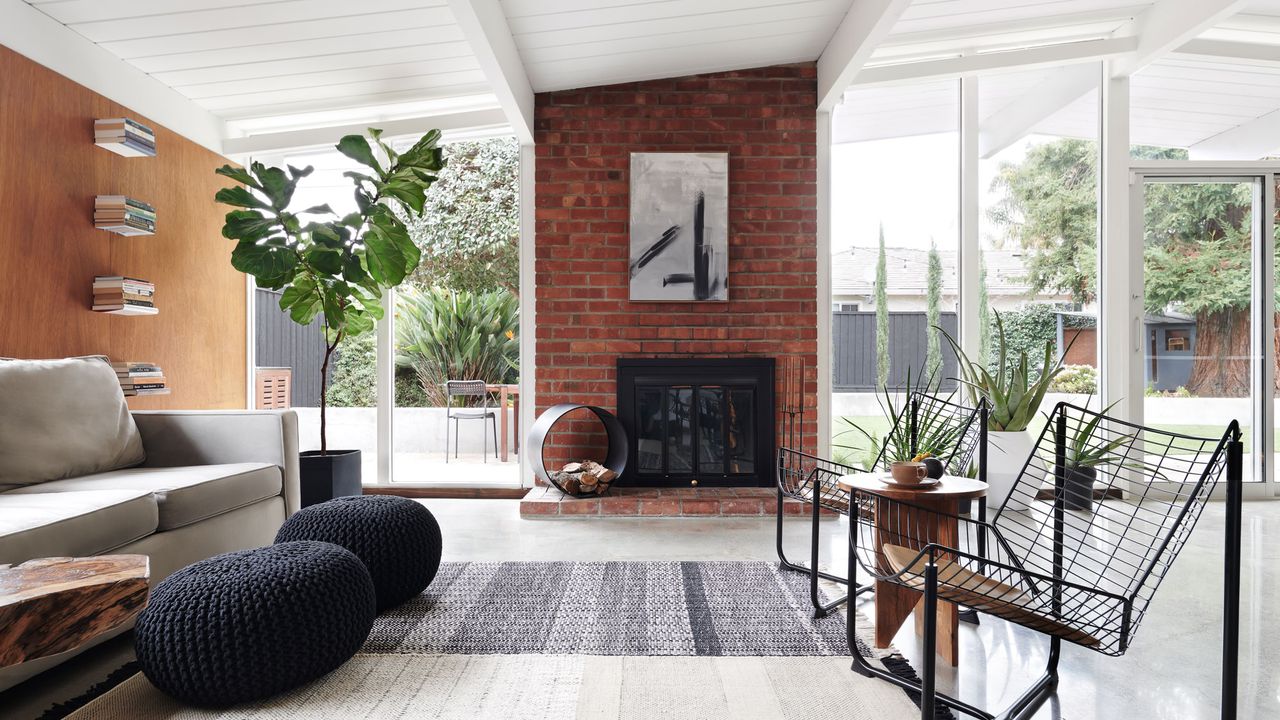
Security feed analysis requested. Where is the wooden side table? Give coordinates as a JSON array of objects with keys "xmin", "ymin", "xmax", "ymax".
[
  {"xmin": 838, "ymin": 474, "xmax": 988, "ymax": 666},
  {"xmin": 0, "ymin": 555, "xmax": 150, "ymax": 668}
]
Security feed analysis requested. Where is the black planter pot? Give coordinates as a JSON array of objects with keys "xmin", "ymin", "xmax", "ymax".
[
  {"xmin": 299, "ymin": 450, "xmax": 363, "ymax": 508},
  {"xmin": 1063, "ymin": 465, "xmax": 1096, "ymax": 512}
]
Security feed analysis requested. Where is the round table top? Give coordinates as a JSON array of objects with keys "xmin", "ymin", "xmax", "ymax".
[{"xmin": 837, "ymin": 472, "xmax": 989, "ymax": 501}]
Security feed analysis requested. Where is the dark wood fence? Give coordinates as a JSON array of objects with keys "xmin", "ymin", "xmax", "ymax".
[
  {"xmin": 255, "ymin": 288, "xmax": 326, "ymax": 407},
  {"xmin": 833, "ymin": 311, "xmax": 959, "ymax": 392}
]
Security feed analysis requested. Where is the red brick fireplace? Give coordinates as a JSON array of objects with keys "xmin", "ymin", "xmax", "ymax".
[{"xmin": 528, "ymin": 63, "xmax": 819, "ymax": 516}]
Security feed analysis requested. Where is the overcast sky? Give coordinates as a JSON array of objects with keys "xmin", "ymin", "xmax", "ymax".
[{"xmin": 831, "ymin": 133, "xmax": 1041, "ymax": 255}]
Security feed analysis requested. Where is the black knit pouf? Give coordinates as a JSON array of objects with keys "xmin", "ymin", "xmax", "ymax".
[
  {"xmin": 134, "ymin": 541, "xmax": 375, "ymax": 707},
  {"xmin": 275, "ymin": 495, "xmax": 442, "ymax": 612}
]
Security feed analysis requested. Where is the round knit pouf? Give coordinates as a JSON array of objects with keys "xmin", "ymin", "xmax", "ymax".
[
  {"xmin": 134, "ymin": 541, "xmax": 375, "ymax": 707},
  {"xmin": 274, "ymin": 495, "xmax": 442, "ymax": 612}
]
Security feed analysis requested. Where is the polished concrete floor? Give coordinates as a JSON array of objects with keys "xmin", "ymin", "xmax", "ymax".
[
  {"xmin": 6, "ymin": 498, "xmax": 1275, "ymax": 719},
  {"xmin": 434, "ymin": 498, "xmax": 1278, "ymax": 720}
]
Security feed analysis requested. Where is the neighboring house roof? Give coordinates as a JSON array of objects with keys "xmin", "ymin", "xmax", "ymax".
[{"xmin": 832, "ymin": 246, "xmax": 1053, "ymax": 298}]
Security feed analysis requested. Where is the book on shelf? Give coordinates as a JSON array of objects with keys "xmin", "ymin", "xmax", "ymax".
[
  {"xmin": 111, "ymin": 358, "xmax": 168, "ymax": 396},
  {"xmin": 111, "ymin": 361, "xmax": 161, "ymax": 372},
  {"xmin": 94, "ymin": 305, "xmax": 159, "ymax": 316},
  {"xmin": 94, "ymin": 275, "xmax": 154, "ymax": 288},
  {"xmin": 94, "ymin": 118, "xmax": 156, "ymax": 158},
  {"xmin": 94, "ymin": 197, "xmax": 156, "ymax": 234},
  {"xmin": 93, "ymin": 298, "xmax": 155, "ymax": 309}
]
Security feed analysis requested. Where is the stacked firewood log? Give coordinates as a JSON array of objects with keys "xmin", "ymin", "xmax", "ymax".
[{"xmin": 550, "ymin": 460, "xmax": 616, "ymax": 495}]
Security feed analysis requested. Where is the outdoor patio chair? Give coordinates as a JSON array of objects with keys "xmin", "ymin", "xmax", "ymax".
[
  {"xmin": 444, "ymin": 380, "xmax": 498, "ymax": 463},
  {"xmin": 776, "ymin": 392, "xmax": 986, "ymax": 617},
  {"xmin": 847, "ymin": 402, "xmax": 1244, "ymax": 720}
]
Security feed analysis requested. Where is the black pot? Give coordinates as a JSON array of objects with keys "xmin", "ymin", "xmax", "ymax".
[
  {"xmin": 299, "ymin": 450, "xmax": 363, "ymax": 508},
  {"xmin": 923, "ymin": 458, "xmax": 945, "ymax": 479},
  {"xmin": 1063, "ymin": 465, "xmax": 1096, "ymax": 512}
]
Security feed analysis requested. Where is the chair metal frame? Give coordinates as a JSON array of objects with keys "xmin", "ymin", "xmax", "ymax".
[
  {"xmin": 444, "ymin": 380, "xmax": 498, "ymax": 463},
  {"xmin": 845, "ymin": 402, "xmax": 1244, "ymax": 720},
  {"xmin": 776, "ymin": 392, "xmax": 986, "ymax": 617}
]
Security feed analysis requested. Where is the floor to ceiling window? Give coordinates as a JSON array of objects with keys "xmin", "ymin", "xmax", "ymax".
[
  {"xmin": 978, "ymin": 74, "xmax": 1101, "ymax": 434},
  {"xmin": 251, "ymin": 134, "xmax": 521, "ymax": 486},
  {"xmin": 830, "ymin": 80, "xmax": 960, "ymax": 469}
]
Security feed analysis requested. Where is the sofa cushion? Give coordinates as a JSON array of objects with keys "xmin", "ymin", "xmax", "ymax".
[
  {"xmin": 0, "ymin": 358, "xmax": 145, "ymax": 491},
  {"xmin": 7, "ymin": 463, "xmax": 282, "ymax": 531},
  {"xmin": 0, "ymin": 489, "xmax": 158, "ymax": 565}
]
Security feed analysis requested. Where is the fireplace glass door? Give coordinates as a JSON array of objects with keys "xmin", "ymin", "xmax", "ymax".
[{"xmin": 635, "ymin": 383, "xmax": 758, "ymax": 483}]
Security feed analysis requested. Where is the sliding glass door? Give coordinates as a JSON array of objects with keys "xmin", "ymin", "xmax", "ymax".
[{"xmin": 1132, "ymin": 168, "xmax": 1278, "ymax": 495}]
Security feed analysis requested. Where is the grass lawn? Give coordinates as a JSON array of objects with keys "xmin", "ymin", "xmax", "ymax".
[{"xmin": 832, "ymin": 415, "xmax": 1262, "ymax": 463}]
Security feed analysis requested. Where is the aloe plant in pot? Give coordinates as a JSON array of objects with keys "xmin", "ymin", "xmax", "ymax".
[
  {"xmin": 215, "ymin": 128, "xmax": 444, "ymax": 505},
  {"xmin": 942, "ymin": 312, "xmax": 1070, "ymax": 511}
]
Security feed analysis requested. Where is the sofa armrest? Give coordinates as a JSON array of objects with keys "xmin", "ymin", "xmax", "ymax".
[{"xmin": 131, "ymin": 410, "xmax": 300, "ymax": 516}]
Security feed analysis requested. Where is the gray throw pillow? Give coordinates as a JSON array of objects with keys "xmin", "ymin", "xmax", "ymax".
[{"xmin": 0, "ymin": 357, "xmax": 145, "ymax": 491}]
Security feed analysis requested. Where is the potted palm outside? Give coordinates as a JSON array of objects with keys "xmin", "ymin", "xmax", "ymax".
[{"xmin": 215, "ymin": 129, "xmax": 445, "ymax": 504}]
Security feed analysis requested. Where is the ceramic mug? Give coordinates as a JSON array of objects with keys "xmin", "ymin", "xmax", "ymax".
[{"xmin": 890, "ymin": 461, "xmax": 928, "ymax": 484}]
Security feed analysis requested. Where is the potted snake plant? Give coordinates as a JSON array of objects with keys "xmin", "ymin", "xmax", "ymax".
[{"xmin": 942, "ymin": 313, "xmax": 1070, "ymax": 511}]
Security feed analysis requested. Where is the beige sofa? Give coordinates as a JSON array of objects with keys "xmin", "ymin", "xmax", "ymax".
[{"xmin": 0, "ymin": 397, "xmax": 300, "ymax": 692}]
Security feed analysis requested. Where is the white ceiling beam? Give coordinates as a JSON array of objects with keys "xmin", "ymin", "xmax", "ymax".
[
  {"xmin": 851, "ymin": 37, "xmax": 1135, "ymax": 88},
  {"xmin": 1188, "ymin": 109, "xmax": 1280, "ymax": 160},
  {"xmin": 974, "ymin": 0, "xmax": 1246, "ymax": 159},
  {"xmin": 446, "ymin": 0, "xmax": 534, "ymax": 145},
  {"xmin": 817, "ymin": 0, "xmax": 912, "ymax": 110},
  {"xmin": 979, "ymin": 63, "xmax": 1099, "ymax": 158},
  {"xmin": 0, "ymin": 0, "xmax": 226, "ymax": 154},
  {"xmin": 1110, "ymin": 0, "xmax": 1249, "ymax": 77},
  {"xmin": 221, "ymin": 108, "xmax": 510, "ymax": 157},
  {"xmin": 1176, "ymin": 39, "xmax": 1280, "ymax": 65}
]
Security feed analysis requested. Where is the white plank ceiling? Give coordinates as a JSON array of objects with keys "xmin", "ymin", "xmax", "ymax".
[
  {"xmin": 14, "ymin": 0, "xmax": 1280, "ymax": 154},
  {"xmin": 499, "ymin": 0, "xmax": 852, "ymax": 92},
  {"xmin": 19, "ymin": 0, "xmax": 491, "ymax": 122}
]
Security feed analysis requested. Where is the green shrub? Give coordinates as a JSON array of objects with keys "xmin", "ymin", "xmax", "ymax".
[
  {"xmin": 395, "ymin": 287, "xmax": 519, "ymax": 406},
  {"xmin": 987, "ymin": 303, "xmax": 1059, "ymax": 374},
  {"xmin": 325, "ymin": 332, "xmax": 433, "ymax": 407},
  {"xmin": 1049, "ymin": 364, "xmax": 1097, "ymax": 394}
]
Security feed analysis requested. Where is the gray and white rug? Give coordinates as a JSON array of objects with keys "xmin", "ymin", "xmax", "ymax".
[{"xmin": 56, "ymin": 562, "xmax": 946, "ymax": 720}]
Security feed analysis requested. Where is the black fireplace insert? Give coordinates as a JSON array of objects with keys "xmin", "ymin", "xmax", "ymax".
[{"xmin": 616, "ymin": 358, "xmax": 775, "ymax": 487}]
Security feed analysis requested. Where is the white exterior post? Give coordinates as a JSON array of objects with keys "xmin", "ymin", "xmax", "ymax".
[
  {"xmin": 376, "ymin": 289, "xmax": 394, "ymax": 486},
  {"xmin": 518, "ymin": 142, "xmax": 537, "ymax": 487},
  {"xmin": 959, "ymin": 76, "xmax": 981, "ymax": 361},
  {"xmin": 817, "ymin": 110, "xmax": 833, "ymax": 459},
  {"xmin": 1098, "ymin": 66, "xmax": 1138, "ymax": 424}
]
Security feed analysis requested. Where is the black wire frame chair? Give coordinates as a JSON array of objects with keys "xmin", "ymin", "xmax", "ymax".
[
  {"xmin": 776, "ymin": 392, "xmax": 987, "ymax": 617},
  {"xmin": 846, "ymin": 402, "xmax": 1245, "ymax": 720}
]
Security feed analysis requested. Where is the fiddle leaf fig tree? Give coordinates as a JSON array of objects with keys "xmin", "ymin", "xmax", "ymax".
[{"xmin": 215, "ymin": 128, "xmax": 445, "ymax": 454}]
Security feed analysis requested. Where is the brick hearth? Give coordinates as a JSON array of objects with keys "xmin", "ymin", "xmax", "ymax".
[{"xmin": 520, "ymin": 486, "xmax": 835, "ymax": 518}]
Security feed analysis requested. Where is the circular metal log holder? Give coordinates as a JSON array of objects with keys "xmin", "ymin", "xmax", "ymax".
[{"xmin": 527, "ymin": 403, "xmax": 628, "ymax": 498}]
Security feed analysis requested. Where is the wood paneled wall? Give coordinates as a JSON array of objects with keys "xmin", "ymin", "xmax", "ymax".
[{"xmin": 0, "ymin": 47, "xmax": 245, "ymax": 409}]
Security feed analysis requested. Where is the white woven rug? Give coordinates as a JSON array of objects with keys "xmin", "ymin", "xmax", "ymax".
[{"xmin": 65, "ymin": 653, "xmax": 920, "ymax": 719}]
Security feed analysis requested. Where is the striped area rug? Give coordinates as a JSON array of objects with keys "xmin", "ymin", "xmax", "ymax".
[{"xmin": 56, "ymin": 561, "xmax": 948, "ymax": 720}]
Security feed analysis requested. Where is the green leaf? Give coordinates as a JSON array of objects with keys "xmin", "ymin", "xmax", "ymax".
[
  {"xmin": 287, "ymin": 165, "xmax": 314, "ymax": 181},
  {"xmin": 214, "ymin": 186, "xmax": 270, "ymax": 210},
  {"xmin": 336, "ymin": 135, "xmax": 382, "ymax": 175},
  {"xmin": 301, "ymin": 204, "xmax": 334, "ymax": 215},
  {"xmin": 280, "ymin": 275, "xmax": 321, "ymax": 325},
  {"xmin": 254, "ymin": 164, "xmax": 294, "ymax": 210},
  {"xmin": 306, "ymin": 247, "xmax": 344, "ymax": 274},
  {"xmin": 215, "ymin": 165, "xmax": 260, "ymax": 189},
  {"xmin": 231, "ymin": 241, "xmax": 297, "ymax": 285},
  {"xmin": 222, "ymin": 209, "xmax": 277, "ymax": 242},
  {"xmin": 360, "ymin": 222, "xmax": 408, "ymax": 286}
]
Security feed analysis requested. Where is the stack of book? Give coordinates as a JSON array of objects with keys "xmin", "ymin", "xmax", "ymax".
[
  {"xmin": 94, "ymin": 118, "xmax": 156, "ymax": 157},
  {"xmin": 95, "ymin": 196, "xmax": 155, "ymax": 236},
  {"xmin": 93, "ymin": 276, "xmax": 158, "ymax": 315},
  {"xmin": 112, "ymin": 361, "xmax": 169, "ymax": 396}
]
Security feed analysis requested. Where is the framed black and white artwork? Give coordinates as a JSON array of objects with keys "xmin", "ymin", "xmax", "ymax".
[{"xmin": 628, "ymin": 152, "xmax": 728, "ymax": 302}]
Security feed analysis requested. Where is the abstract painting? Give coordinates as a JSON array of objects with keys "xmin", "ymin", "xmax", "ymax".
[{"xmin": 629, "ymin": 152, "xmax": 728, "ymax": 301}]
